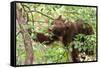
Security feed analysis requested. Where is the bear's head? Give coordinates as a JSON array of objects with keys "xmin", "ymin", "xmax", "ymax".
[{"xmin": 49, "ymin": 15, "xmax": 66, "ymax": 36}]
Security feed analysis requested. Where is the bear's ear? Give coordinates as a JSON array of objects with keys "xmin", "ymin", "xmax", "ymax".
[
  {"xmin": 57, "ymin": 15, "xmax": 62, "ymax": 20},
  {"xmin": 57, "ymin": 15, "xmax": 65, "ymax": 23}
]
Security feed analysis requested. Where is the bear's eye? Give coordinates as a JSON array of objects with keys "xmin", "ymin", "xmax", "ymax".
[{"xmin": 66, "ymin": 26, "xmax": 69, "ymax": 29}]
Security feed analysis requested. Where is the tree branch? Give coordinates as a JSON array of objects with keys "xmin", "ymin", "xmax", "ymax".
[
  {"xmin": 28, "ymin": 10, "xmax": 54, "ymax": 20},
  {"xmin": 20, "ymin": 4, "xmax": 54, "ymax": 20},
  {"xmin": 20, "ymin": 3, "xmax": 35, "ymax": 30}
]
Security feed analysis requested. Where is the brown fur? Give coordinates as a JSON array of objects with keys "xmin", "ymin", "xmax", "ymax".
[
  {"xmin": 49, "ymin": 15, "xmax": 94, "ymax": 45},
  {"xmin": 49, "ymin": 15, "xmax": 94, "ymax": 62},
  {"xmin": 36, "ymin": 15, "xmax": 94, "ymax": 62}
]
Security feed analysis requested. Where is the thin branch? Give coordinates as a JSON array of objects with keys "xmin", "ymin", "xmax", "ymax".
[
  {"xmin": 20, "ymin": 3, "xmax": 35, "ymax": 30},
  {"xmin": 21, "ymin": 4, "xmax": 54, "ymax": 20},
  {"xmin": 20, "ymin": 3, "xmax": 29, "ymax": 23},
  {"xmin": 65, "ymin": 11, "xmax": 79, "ymax": 14},
  {"xmin": 16, "ymin": 31, "xmax": 21, "ymax": 37},
  {"xmin": 28, "ymin": 10, "xmax": 54, "ymax": 20},
  {"xmin": 21, "ymin": 4, "xmax": 34, "ymax": 21}
]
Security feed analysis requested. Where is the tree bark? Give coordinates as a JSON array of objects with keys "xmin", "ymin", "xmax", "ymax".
[{"xmin": 16, "ymin": 4, "xmax": 34, "ymax": 64}]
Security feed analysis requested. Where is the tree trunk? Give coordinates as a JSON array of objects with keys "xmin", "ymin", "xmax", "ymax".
[{"xmin": 16, "ymin": 4, "xmax": 34, "ymax": 64}]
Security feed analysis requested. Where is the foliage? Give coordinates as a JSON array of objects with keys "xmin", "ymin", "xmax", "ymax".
[{"xmin": 16, "ymin": 3, "xmax": 97, "ymax": 65}]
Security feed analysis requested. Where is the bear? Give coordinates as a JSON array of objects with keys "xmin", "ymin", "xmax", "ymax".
[
  {"xmin": 35, "ymin": 32, "xmax": 59, "ymax": 45},
  {"xmin": 48, "ymin": 15, "xmax": 94, "ymax": 62},
  {"xmin": 49, "ymin": 15, "xmax": 94, "ymax": 46},
  {"xmin": 33, "ymin": 33, "xmax": 52, "ymax": 44},
  {"xmin": 35, "ymin": 15, "xmax": 94, "ymax": 62}
]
